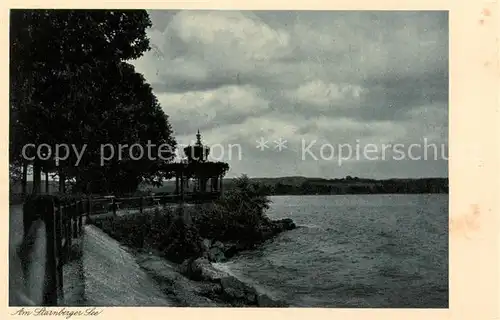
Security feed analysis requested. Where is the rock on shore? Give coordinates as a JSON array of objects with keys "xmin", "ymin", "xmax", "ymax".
[
  {"xmin": 136, "ymin": 253, "xmax": 223, "ymax": 306},
  {"xmin": 173, "ymin": 218, "xmax": 295, "ymax": 307},
  {"xmin": 133, "ymin": 217, "xmax": 296, "ymax": 307},
  {"xmin": 178, "ymin": 257, "xmax": 287, "ymax": 307},
  {"xmin": 134, "ymin": 251, "xmax": 287, "ymax": 307},
  {"xmin": 109, "ymin": 215, "xmax": 296, "ymax": 307},
  {"xmin": 200, "ymin": 218, "xmax": 297, "ymax": 263}
]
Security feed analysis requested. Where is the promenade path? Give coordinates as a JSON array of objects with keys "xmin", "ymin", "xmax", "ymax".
[{"xmin": 9, "ymin": 204, "xmax": 175, "ymax": 306}]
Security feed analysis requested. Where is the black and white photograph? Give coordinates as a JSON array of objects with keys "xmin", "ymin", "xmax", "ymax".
[{"xmin": 9, "ymin": 9, "xmax": 449, "ymax": 308}]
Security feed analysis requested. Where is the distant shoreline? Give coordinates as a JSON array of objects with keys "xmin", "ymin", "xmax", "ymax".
[
  {"xmin": 266, "ymin": 191, "xmax": 448, "ymax": 196},
  {"xmin": 10, "ymin": 176, "xmax": 449, "ymax": 197},
  {"xmin": 144, "ymin": 176, "xmax": 449, "ymax": 195}
]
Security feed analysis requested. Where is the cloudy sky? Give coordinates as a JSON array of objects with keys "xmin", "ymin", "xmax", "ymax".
[{"xmin": 131, "ymin": 10, "xmax": 448, "ymax": 179}]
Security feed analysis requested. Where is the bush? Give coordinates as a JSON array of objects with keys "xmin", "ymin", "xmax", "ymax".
[
  {"xmin": 160, "ymin": 218, "xmax": 203, "ymax": 263},
  {"xmin": 93, "ymin": 174, "xmax": 275, "ymax": 262},
  {"xmin": 93, "ymin": 208, "xmax": 203, "ymax": 263},
  {"xmin": 193, "ymin": 174, "xmax": 272, "ymax": 242}
]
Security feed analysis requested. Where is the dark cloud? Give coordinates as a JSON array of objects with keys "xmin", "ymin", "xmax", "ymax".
[
  {"xmin": 131, "ymin": 10, "xmax": 449, "ymax": 179},
  {"xmin": 151, "ymin": 73, "xmax": 247, "ymax": 94}
]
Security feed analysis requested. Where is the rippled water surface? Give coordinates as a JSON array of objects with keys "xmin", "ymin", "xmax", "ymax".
[{"xmin": 215, "ymin": 194, "xmax": 448, "ymax": 308}]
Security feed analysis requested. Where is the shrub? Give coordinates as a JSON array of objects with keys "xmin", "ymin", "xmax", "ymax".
[
  {"xmin": 93, "ymin": 207, "xmax": 203, "ymax": 263},
  {"xmin": 94, "ymin": 174, "xmax": 274, "ymax": 262},
  {"xmin": 193, "ymin": 174, "xmax": 272, "ymax": 242},
  {"xmin": 160, "ymin": 217, "xmax": 203, "ymax": 263}
]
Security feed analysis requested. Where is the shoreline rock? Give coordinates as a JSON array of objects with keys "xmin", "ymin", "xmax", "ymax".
[
  {"xmin": 165, "ymin": 217, "xmax": 297, "ymax": 307},
  {"xmin": 177, "ymin": 256, "xmax": 287, "ymax": 307},
  {"xmin": 95, "ymin": 215, "xmax": 296, "ymax": 307},
  {"xmin": 201, "ymin": 218, "xmax": 297, "ymax": 263}
]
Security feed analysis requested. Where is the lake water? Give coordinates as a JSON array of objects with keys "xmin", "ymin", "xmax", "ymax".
[{"xmin": 213, "ymin": 194, "xmax": 448, "ymax": 308}]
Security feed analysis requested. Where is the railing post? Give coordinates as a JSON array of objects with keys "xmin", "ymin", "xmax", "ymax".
[
  {"xmin": 40, "ymin": 196, "xmax": 59, "ymax": 306},
  {"xmin": 139, "ymin": 196, "xmax": 143, "ymax": 214},
  {"xmin": 180, "ymin": 172, "xmax": 185, "ymax": 203},
  {"xmin": 87, "ymin": 196, "xmax": 92, "ymax": 219},
  {"xmin": 112, "ymin": 198, "xmax": 117, "ymax": 216},
  {"xmin": 65, "ymin": 205, "xmax": 72, "ymax": 256},
  {"xmin": 72, "ymin": 202, "xmax": 78, "ymax": 239},
  {"xmin": 55, "ymin": 203, "xmax": 64, "ymax": 292},
  {"xmin": 72, "ymin": 203, "xmax": 77, "ymax": 238},
  {"xmin": 78, "ymin": 201, "xmax": 83, "ymax": 236},
  {"xmin": 23, "ymin": 195, "xmax": 40, "ymax": 238},
  {"xmin": 219, "ymin": 174, "xmax": 223, "ymax": 195}
]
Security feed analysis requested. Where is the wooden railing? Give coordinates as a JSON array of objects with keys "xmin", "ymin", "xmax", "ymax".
[
  {"xmin": 87, "ymin": 191, "xmax": 222, "ymax": 216},
  {"xmin": 21, "ymin": 195, "xmax": 86, "ymax": 306},
  {"xmin": 16, "ymin": 191, "xmax": 222, "ymax": 305}
]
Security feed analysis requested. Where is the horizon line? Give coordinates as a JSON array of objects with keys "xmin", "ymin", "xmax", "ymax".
[{"xmin": 16, "ymin": 175, "xmax": 449, "ymax": 183}]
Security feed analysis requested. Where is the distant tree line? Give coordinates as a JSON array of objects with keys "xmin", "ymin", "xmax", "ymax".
[
  {"xmin": 224, "ymin": 177, "xmax": 449, "ymax": 195},
  {"xmin": 10, "ymin": 9, "xmax": 177, "ymax": 195}
]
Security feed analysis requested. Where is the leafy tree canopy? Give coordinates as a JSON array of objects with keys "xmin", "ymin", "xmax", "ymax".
[{"xmin": 10, "ymin": 9, "xmax": 177, "ymax": 194}]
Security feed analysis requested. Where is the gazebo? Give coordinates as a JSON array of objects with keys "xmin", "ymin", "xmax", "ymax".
[{"xmin": 167, "ymin": 131, "xmax": 229, "ymax": 202}]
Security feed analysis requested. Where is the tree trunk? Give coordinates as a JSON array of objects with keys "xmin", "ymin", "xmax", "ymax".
[
  {"xmin": 213, "ymin": 176, "xmax": 219, "ymax": 192},
  {"xmin": 175, "ymin": 175, "xmax": 179, "ymax": 195},
  {"xmin": 180, "ymin": 172, "xmax": 184, "ymax": 202},
  {"xmin": 32, "ymin": 161, "xmax": 41, "ymax": 195},
  {"xmin": 201, "ymin": 178, "xmax": 207, "ymax": 192},
  {"xmin": 21, "ymin": 162, "xmax": 27, "ymax": 195},
  {"xmin": 58, "ymin": 169, "xmax": 66, "ymax": 193},
  {"xmin": 45, "ymin": 171, "xmax": 49, "ymax": 194}
]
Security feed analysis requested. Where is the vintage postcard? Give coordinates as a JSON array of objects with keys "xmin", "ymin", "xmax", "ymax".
[{"xmin": 1, "ymin": 1, "xmax": 498, "ymax": 320}]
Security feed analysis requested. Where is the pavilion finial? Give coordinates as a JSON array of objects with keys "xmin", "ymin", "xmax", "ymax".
[{"xmin": 196, "ymin": 130, "xmax": 202, "ymax": 146}]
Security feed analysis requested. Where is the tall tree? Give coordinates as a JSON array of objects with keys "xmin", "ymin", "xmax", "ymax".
[
  {"xmin": 64, "ymin": 62, "xmax": 177, "ymax": 194},
  {"xmin": 10, "ymin": 9, "xmax": 176, "ymax": 195}
]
